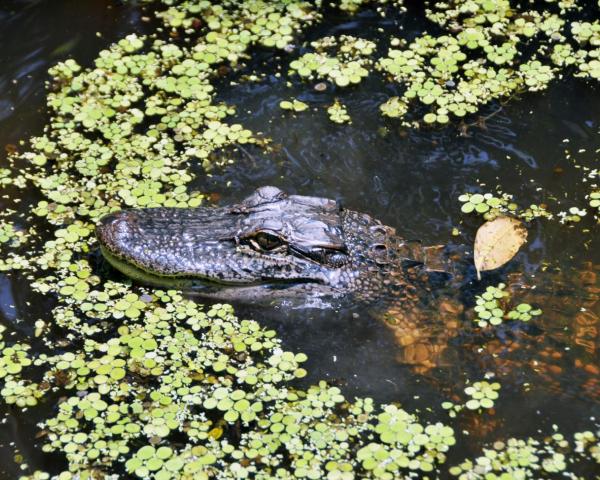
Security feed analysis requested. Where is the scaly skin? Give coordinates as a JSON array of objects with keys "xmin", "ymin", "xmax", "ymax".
[{"xmin": 96, "ymin": 186, "xmax": 439, "ymax": 305}]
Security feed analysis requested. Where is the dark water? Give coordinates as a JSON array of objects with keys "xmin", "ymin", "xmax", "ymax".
[{"xmin": 1, "ymin": 1, "xmax": 599, "ymax": 477}]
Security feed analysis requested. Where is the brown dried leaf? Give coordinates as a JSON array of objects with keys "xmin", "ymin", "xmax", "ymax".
[{"xmin": 474, "ymin": 216, "xmax": 527, "ymax": 280}]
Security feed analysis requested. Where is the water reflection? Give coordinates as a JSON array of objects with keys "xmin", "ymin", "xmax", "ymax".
[{"xmin": 0, "ymin": 275, "xmax": 17, "ymax": 323}]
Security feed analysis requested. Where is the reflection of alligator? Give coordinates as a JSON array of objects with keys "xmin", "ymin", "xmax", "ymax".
[
  {"xmin": 97, "ymin": 186, "xmax": 599, "ymax": 389},
  {"xmin": 96, "ymin": 186, "xmax": 448, "ymax": 304}
]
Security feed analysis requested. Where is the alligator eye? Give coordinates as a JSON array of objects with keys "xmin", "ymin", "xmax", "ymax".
[{"xmin": 254, "ymin": 232, "xmax": 284, "ymax": 251}]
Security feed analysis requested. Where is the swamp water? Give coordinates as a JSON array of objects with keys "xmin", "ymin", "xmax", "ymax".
[{"xmin": 0, "ymin": 0, "xmax": 599, "ymax": 478}]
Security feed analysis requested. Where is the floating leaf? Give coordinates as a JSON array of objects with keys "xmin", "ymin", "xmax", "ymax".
[{"xmin": 474, "ymin": 216, "xmax": 527, "ymax": 280}]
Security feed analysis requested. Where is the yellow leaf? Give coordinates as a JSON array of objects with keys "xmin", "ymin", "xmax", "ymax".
[{"xmin": 474, "ymin": 216, "xmax": 527, "ymax": 280}]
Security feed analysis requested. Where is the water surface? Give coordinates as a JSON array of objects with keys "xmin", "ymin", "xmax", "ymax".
[{"xmin": 0, "ymin": 1, "xmax": 599, "ymax": 477}]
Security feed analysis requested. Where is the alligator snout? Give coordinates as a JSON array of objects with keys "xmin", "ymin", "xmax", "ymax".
[{"xmin": 96, "ymin": 210, "xmax": 139, "ymax": 254}]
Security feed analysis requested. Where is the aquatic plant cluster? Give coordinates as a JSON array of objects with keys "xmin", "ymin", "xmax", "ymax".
[
  {"xmin": 327, "ymin": 101, "xmax": 352, "ymax": 124},
  {"xmin": 377, "ymin": 0, "xmax": 600, "ymax": 126},
  {"xmin": 442, "ymin": 380, "xmax": 501, "ymax": 417},
  {"xmin": 277, "ymin": 0, "xmax": 600, "ymax": 128},
  {"xmin": 289, "ymin": 35, "xmax": 375, "ymax": 87},
  {"xmin": 449, "ymin": 433, "xmax": 586, "ymax": 479},
  {"xmin": 0, "ymin": 0, "xmax": 598, "ymax": 478},
  {"xmin": 458, "ymin": 189, "xmax": 597, "ymax": 225},
  {"xmin": 472, "ymin": 283, "xmax": 542, "ymax": 328}
]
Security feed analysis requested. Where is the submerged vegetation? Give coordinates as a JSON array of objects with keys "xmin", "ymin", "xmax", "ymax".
[{"xmin": 0, "ymin": 0, "xmax": 598, "ymax": 478}]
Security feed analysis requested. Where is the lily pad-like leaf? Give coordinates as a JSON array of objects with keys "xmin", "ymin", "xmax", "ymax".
[{"xmin": 474, "ymin": 216, "xmax": 527, "ymax": 280}]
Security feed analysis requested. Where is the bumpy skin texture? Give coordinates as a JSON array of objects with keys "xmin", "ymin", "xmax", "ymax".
[{"xmin": 96, "ymin": 186, "xmax": 432, "ymax": 304}]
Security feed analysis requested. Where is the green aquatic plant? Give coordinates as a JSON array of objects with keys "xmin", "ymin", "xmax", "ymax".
[
  {"xmin": 379, "ymin": 96, "xmax": 408, "ymax": 118},
  {"xmin": 458, "ymin": 193, "xmax": 513, "ymax": 216},
  {"xmin": 449, "ymin": 434, "xmax": 574, "ymax": 479},
  {"xmin": 0, "ymin": 221, "xmax": 28, "ymax": 247},
  {"xmin": 574, "ymin": 430, "xmax": 600, "ymax": 463},
  {"xmin": 506, "ymin": 303, "xmax": 542, "ymax": 322},
  {"xmin": 589, "ymin": 191, "xmax": 600, "ymax": 222},
  {"xmin": 144, "ymin": 0, "xmax": 600, "ymax": 129},
  {"xmin": 473, "ymin": 284, "xmax": 542, "ymax": 328},
  {"xmin": 280, "ymin": 98, "xmax": 309, "ymax": 112},
  {"xmin": 0, "ymin": 168, "xmax": 26, "ymax": 188},
  {"xmin": 0, "ymin": 1, "xmax": 454, "ymax": 476},
  {"xmin": 27, "ymin": 294, "xmax": 457, "ymax": 477},
  {"xmin": 327, "ymin": 100, "xmax": 351, "ymax": 124},
  {"xmin": 473, "ymin": 284, "xmax": 509, "ymax": 327},
  {"xmin": 558, "ymin": 206, "xmax": 588, "ymax": 223},
  {"xmin": 0, "ymin": 343, "xmax": 33, "ymax": 380},
  {"xmin": 464, "ymin": 381, "xmax": 501, "ymax": 410},
  {"xmin": 442, "ymin": 380, "xmax": 500, "ymax": 416},
  {"xmin": 290, "ymin": 35, "xmax": 374, "ymax": 87},
  {"xmin": 372, "ymin": 1, "xmax": 600, "ymax": 125},
  {"xmin": 459, "ymin": 192, "xmax": 553, "ymax": 222}
]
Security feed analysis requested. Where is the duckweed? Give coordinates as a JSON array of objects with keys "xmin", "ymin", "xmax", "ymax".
[
  {"xmin": 373, "ymin": 2, "xmax": 600, "ymax": 125},
  {"xmin": 474, "ymin": 284, "xmax": 509, "ymax": 327},
  {"xmin": 379, "ymin": 96, "xmax": 408, "ymax": 118},
  {"xmin": 280, "ymin": 98, "xmax": 309, "ymax": 112},
  {"xmin": 0, "ymin": 168, "xmax": 26, "ymax": 188},
  {"xmin": 449, "ymin": 433, "xmax": 578, "ymax": 479},
  {"xmin": 506, "ymin": 303, "xmax": 543, "ymax": 322},
  {"xmin": 442, "ymin": 378, "xmax": 501, "ymax": 417},
  {"xmin": 464, "ymin": 381, "xmax": 501, "ymax": 410},
  {"xmin": 473, "ymin": 284, "xmax": 542, "ymax": 328},
  {"xmin": 459, "ymin": 191, "xmax": 554, "ymax": 223},
  {"xmin": 459, "ymin": 193, "xmax": 514, "ymax": 217},
  {"xmin": 1, "ymin": 279, "xmax": 457, "ymax": 478},
  {"xmin": 289, "ymin": 36, "xmax": 374, "ymax": 88},
  {"xmin": 558, "ymin": 206, "xmax": 588, "ymax": 223},
  {"xmin": 327, "ymin": 100, "xmax": 351, "ymax": 124},
  {"xmin": 589, "ymin": 190, "xmax": 600, "ymax": 212}
]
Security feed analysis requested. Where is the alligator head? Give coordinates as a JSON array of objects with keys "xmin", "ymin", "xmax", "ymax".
[{"xmin": 96, "ymin": 186, "xmax": 428, "ymax": 303}]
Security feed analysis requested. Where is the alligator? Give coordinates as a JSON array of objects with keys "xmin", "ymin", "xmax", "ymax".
[
  {"xmin": 96, "ymin": 186, "xmax": 600, "ymax": 387},
  {"xmin": 96, "ymin": 185, "xmax": 449, "ymax": 306}
]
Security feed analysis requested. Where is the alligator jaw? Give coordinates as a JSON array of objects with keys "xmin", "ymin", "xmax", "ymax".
[{"xmin": 100, "ymin": 245, "xmax": 326, "ymax": 289}]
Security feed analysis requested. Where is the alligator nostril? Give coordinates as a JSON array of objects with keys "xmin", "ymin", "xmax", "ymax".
[
  {"xmin": 96, "ymin": 211, "xmax": 135, "ymax": 246},
  {"xmin": 371, "ymin": 243, "xmax": 387, "ymax": 253},
  {"xmin": 370, "ymin": 243, "xmax": 389, "ymax": 265}
]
